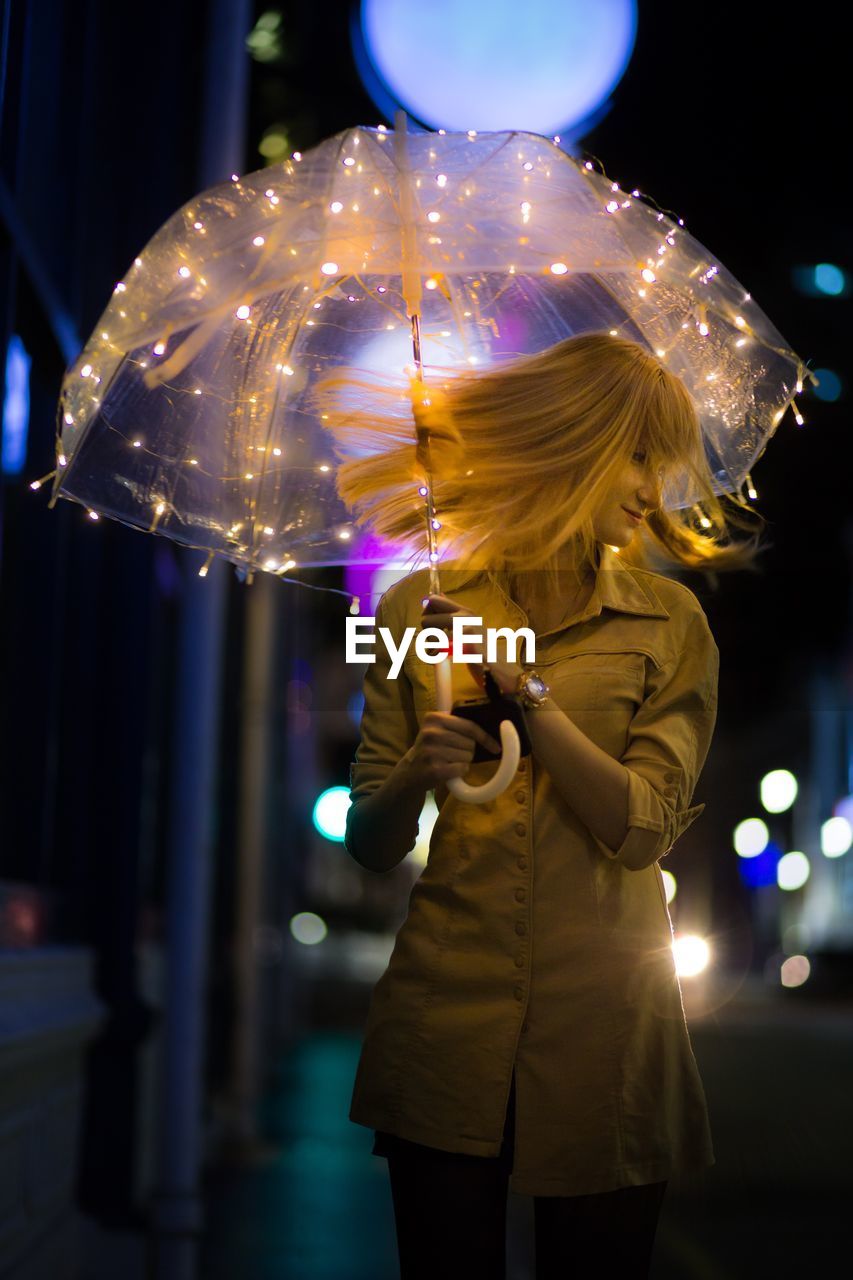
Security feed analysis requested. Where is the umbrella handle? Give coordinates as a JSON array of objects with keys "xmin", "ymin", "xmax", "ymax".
[{"xmin": 434, "ymin": 657, "xmax": 521, "ymax": 804}]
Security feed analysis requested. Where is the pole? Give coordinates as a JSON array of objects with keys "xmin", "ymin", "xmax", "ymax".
[{"xmin": 150, "ymin": 1, "xmax": 251, "ymax": 1276}]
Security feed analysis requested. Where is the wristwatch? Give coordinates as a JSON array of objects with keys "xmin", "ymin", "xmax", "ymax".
[{"xmin": 514, "ymin": 669, "xmax": 551, "ymax": 710}]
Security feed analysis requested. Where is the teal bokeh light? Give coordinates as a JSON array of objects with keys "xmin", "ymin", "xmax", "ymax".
[
  {"xmin": 811, "ymin": 368, "xmax": 841, "ymax": 402},
  {"xmin": 312, "ymin": 785, "xmax": 351, "ymax": 843}
]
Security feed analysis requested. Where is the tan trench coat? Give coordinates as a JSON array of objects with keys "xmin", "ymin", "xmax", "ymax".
[{"xmin": 345, "ymin": 544, "xmax": 718, "ymax": 1196}]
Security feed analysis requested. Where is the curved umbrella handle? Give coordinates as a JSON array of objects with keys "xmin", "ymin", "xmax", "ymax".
[{"xmin": 434, "ymin": 657, "xmax": 520, "ymax": 804}]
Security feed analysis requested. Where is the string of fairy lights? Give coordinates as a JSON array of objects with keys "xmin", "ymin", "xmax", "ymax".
[{"xmin": 29, "ymin": 125, "xmax": 813, "ymax": 612}]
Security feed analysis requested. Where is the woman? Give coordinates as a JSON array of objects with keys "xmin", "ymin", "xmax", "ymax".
[{"xmin": 336, "ymin": 334, "xmax": 763, "ymax": 1279}]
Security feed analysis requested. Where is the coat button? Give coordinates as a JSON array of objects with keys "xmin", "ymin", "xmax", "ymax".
[
  {"xmin": 515, "ymin": 789, "xmax": 526, "ymax": 803},
  {"xmin": 517, "ymin": 857, "xmax": 528, "ymax": 871},
  {"xmin": 515, "ymin": 822, "xmax": 526, "ymax": 837},
  {"xmin": 515, "ymin": 922, "xmax": 527, "ymax": 936},
  {"xmin": 514, "ymin": 985, "xmax": 525, "ymax": 1000},
  {"xmin": 515, "ymin": 955, "xmax": 524, "ymax": 967},
  {"xmin": 515, "ymin": 888, "xmax": 526, "ymax": 903}
]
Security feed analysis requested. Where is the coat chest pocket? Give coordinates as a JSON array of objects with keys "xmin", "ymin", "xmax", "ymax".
[{"xmin": 537, "ymin": 649, "xmax": 653, "ymax": 750}]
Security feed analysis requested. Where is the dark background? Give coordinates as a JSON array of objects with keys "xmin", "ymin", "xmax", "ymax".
[{"xmin": 0, "ymin": 1, "xmax": 850, "ymax": 1271}]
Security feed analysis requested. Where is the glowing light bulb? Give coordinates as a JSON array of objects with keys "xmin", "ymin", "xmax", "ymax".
[
  {"xmin": 321, "ymin": 262, "xmax": 338, "ymax": 275},
  {"xmin": 178, "ymin": 266, "xmax": 191, "ymax": 278},
  {"xmin": 272, "ymin": 447, "xmax": 282, "ymax": 457},
  {"xmin": 436, "ymin": 173, "xmax": 447, "ymax": 187},
  {"xmin": 236, "ymin": 305, "xmax": 251, "ymax": 319},
  {"xmin": 698, "ymin": 322, "xmax": 709, "ymax": 336},
  {"xmin": 153, "ymin": 342, "xmax": 166, "ymax": 356},
  {"xmin": 641, "ymin": 268, "xmax": 656, "ymax": 283},
  {"xmin": 329, "ymin": 201, "xmax": 343, "ymax": 213},
  {"xmin": 88, "ymin": 510, "xmax": 99, "ymax": 520},
  {"xmin": 550, "ymin": 262, "xmax": 568, "ymax": 275},
  {"xmin": 253, "ymin": 235, "xmax": 265, "ymax": 246},
  {"xmin": 427, "ymin": 211, "xmax": 441, "ymax": 223},
  {"xmin": 64, "ymin": 413, "xmax": 73, "ymax": 425},
  {"xmin": 81, "ymin": 364, "xmax": 92, "ymax": 377},
  {"xmin": 132, "ymin": 439, "xmax": 142, "ymax": 448},
  {"xmin": 343, "ymin": 156, "xmax": 355, "ymax": 166},
  {"xmin": 606, "ymin": 200, "xmax": 619, "ymax": 213},
  {"xmin": 114, "ymin": 282, "xmax": 126, "ymax": 293}
]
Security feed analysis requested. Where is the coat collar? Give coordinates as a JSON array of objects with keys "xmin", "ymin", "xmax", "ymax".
[
  {"xmin": 595, "ymin": 544, "xmax": 671, "ymax": 620},
  {"xmin": 435, "ymin": 543, "xmax": 671, "ymax": 624}
]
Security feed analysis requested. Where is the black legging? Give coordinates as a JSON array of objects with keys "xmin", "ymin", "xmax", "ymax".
[{"xmin": 378, "ymin": 1071, "xmax": 667, "ymax": 1280}]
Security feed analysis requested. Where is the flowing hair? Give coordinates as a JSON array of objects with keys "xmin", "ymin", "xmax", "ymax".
[{"xmin": 315, "ymin": 331, "xmax": 767, "ymax": 597}]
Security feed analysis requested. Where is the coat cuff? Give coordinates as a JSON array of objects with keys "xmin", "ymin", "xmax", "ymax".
[{"xmin": 594, "ymin": 768, "xmax": 706, "ymax": 871}]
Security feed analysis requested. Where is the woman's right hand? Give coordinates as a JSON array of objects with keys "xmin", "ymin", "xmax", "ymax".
[{"xmin": 403, "ymin": 711, "xmax": 501, "ymax": 787}]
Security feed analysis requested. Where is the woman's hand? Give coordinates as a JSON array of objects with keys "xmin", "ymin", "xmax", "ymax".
[
  {"xmin": 420, "ymin": 593, "xmax": 523, "ymax": 695},
  {"xmin": 404, "ymin": 710, "xmax": 502, "ymax": 787}
]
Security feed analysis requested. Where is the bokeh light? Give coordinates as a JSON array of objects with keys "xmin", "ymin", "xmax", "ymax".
[
  {"xmin": 411, "ymin": 795, "xmax": 440, "ymax": 867},
  {"xmin": 780, "ymin": 954, "xmax": 811, "ymax": 988},
  {"xmin": 821, "ymin": 816, "xmax": 852, "ymax": 857},
  {"xmin": 734, "ymin": 817, "xmax": 770, "ymax": 857},
  {"xmin": 777, "ymin": 851, "xmax": 810, "ymax": 891},
  {"xmin": 357, "ymin": 0, "xmax": 637, "ymax": 136},
  {"xmin": 312, "ymin": 785, "xmax": 351, "ymax": 842},
  {"xmin": 660, "ymin": 869, "xmax": 677, "ymax": 904},
  {"xmin": 814, "ymin": 262, "xmax": 847, "ymax": 295},
  {"xmin": 672, "ymin": 934, "xmax": 710, "ymax": 977},
  {"xmin": 810, "ymin": 368, "xmax": 842, "ymax": 402},
  {"xmin": 289, "ymin": 912, "xmax": 328, "ymax": 945},
  {"xmin": 760, "ymin": 769, "xmax": 798, "ymax": 814}
]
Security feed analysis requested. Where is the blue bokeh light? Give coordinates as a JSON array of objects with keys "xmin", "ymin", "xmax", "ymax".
[
  {"xmin": 357, "ymin": 0, "xmax": 638, "ymax": 138},
  {"xmin": 737, "ymin": 841, "xmax": 782, "ymax": 889},
  {"xmin": 2, "ymin": 335, "xmax": 31, "ymax": 476}
]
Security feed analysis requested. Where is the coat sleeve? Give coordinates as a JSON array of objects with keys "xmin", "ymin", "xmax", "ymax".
[
  {"xmin": 345, "ymin": 588, "xmax": 422, "ymax": 853},
  {"xmin": 593, "ymin": 605, "xmax": 719, "ymax": 871}
]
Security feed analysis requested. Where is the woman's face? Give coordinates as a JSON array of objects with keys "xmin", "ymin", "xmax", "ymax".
[{"xmin": 592, "ymin": 449, "xmax": 666, "ymax": 547}]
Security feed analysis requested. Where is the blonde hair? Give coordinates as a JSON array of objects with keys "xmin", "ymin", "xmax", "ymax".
[{"xmin": 316, "ymin": 332, "xmax": 766, "ymax": 596}]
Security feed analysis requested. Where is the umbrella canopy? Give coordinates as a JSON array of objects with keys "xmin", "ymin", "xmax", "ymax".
[{"xmin": 50, "ymin": 124, "xmax": 811, "ymax": 578}]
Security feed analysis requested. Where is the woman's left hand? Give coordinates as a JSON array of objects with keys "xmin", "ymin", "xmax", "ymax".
[{"xmin": 421, "ymin": 594, "xmax": 523, "ymax": 694}]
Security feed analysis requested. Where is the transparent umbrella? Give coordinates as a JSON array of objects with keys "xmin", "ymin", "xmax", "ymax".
[{"xmin": 44, "ymin": 119, "xmax": 812, "ymax": 801}]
